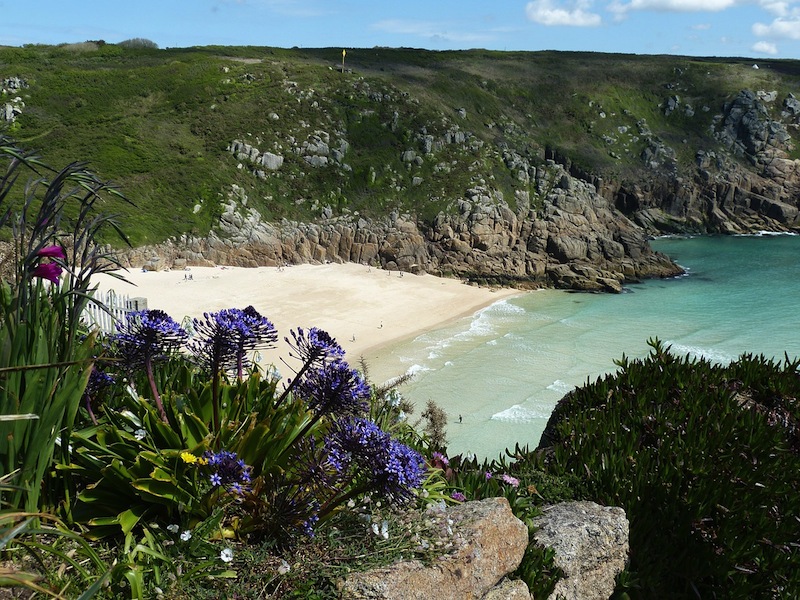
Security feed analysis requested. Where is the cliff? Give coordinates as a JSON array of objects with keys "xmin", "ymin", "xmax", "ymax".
[{"xmin": 3, "ymin": 47, "xmax": 800, "ymax": 290}]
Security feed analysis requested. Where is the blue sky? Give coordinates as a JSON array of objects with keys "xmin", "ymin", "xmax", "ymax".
[{"xmin": 2, "ymin": 1, "xmax": 799, "ymax": 59}]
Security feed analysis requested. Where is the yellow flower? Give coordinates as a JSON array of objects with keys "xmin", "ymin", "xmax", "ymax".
[{"xmin": 180, "ymin": 451, "xmax": 198, "ymax": 464}]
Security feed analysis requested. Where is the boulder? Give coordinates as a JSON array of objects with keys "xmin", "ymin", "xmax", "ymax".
[
  {"xmin": 341, "ymin": 497, "xmax": 529, "ymax": 599},
  {"xmin": 533, "ymin": 501, "xmax": 629, "ymax": 600}
]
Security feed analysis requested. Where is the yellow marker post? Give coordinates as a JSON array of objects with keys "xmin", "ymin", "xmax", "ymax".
[{"xmin": 342, "ymin": 49, "xmax": 346, "ymax": 72}]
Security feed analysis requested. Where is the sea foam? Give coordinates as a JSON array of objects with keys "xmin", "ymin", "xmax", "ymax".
[
  {"xmin": 491, "ymin": 405, "xmax": 540, "ymax": 423},
  {"xmin": 667, "ymin": 342, "xmax": 735, "ymax": 365},
  {"xmin": 546, "ymin": 379, "xmax": 574, "ymax": 395}
]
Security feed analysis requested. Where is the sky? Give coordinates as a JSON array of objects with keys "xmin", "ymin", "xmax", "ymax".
[{"xmin": 1, "ymin": 1, "xmax": 799, "ymax": 59}]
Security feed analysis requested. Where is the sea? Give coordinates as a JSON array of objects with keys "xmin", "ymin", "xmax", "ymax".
[{"xmin": 368, "ymin": 234, "xmax": 800, "ymax": 460}]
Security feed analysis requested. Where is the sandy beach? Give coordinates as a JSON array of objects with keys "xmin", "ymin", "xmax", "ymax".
[{"xmin": 91, "ymin": 263, "xmax": 521, "ymax": 375}]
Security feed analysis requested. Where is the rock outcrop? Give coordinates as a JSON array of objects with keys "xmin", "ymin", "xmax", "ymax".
[
  {"xmin": 600, "ymin": 89, "xmax": 800, "ymax": 236},
  {"xmin": 533, "ymin": 501, "xmax": 629, "ymax": 600},
  {"xmin": 119, "ymin": 159, "xmax": 682, "ymax": 293},
  {"xmin": 341, "ymin": 497, "xmax": 529, "ymax": 599},
  {"xmin": 340, "ymin": 497, "xmax": 630, "ymax": 600}
]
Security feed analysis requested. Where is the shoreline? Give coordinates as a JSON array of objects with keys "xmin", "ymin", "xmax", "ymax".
[{"xmin": 90, "ymin": 263, "xmax": 522, "ymax": 374}]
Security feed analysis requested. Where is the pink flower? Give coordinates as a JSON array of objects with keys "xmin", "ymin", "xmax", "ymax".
[
  {"xmin": 37, "ymin": 245, "xmax": 65, "ymax": 259},
  {"xmin": 431, "ymin": 451, "xmax": 449, "ymax": 466},
  {"xmin": 501, "ymin": 474, "xmax": 520, "ymax": 488},
  {"xmin": 32, "ymin": 262, "xmax": 62, "ymax": 283}
]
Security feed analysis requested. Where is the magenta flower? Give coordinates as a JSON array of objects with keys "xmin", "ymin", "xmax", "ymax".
[
  {"xmin": 37, "ymin": 245, "xmax": 66, "ymax": 259},
  {"xmin": 31, "ymin": 262, "xmax": 62, "ymax": 283}
]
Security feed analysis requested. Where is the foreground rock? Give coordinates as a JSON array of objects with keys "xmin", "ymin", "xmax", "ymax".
[
  {"xmin": 341, "ymin": 497, "xmax": 529, "ymax": 599},
  {"xmin": 533, "ymin": 501, "xmax": 629, "ymax": 600},
  {"xmin": 340, "ymin": 497, "xmax": 630, "ymax": 600}
]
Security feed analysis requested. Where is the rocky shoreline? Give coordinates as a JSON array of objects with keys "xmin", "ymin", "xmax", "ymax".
[{"xmin": 121, "ymin": 158, "xmax": 684, "ymax": 294}]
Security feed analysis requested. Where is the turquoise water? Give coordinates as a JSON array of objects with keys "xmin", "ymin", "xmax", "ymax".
[{"xmin": 369, "ymin": 234, "xmax": 800, "ymax": 459}]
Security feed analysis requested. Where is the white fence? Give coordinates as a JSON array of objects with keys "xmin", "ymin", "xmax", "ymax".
[{"xmin": 81, "ymin": 290, "xmax": 148, "ymax": 334}]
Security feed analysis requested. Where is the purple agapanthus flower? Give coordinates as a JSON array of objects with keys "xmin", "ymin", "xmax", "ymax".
[
  {"xmin": 450, "ymin": 491, "xmax": 467, "ymax": 502},
  {"xmin": 82, "ymin": 367, "xmax": 115, "ymax": 425},
  {"xmin": 190, "ymin": 306, "xmax": 277, "ymax": 378},
  {"xmin": 325, "ymin": 417, "xmax": 426, "ymax": 505},
  {"xmin": 86, "ymin": 367, "xmax": 115, "ymax": 393},
  {"xmin": 286, "ymin": 327, "xmax": 345, "ymax": 365},
  {"xmin": 113, "ymin": 309, "xmax": 187, "ymax": 370},
  {"xmin": 113, "ymin": 309, "xmax": 187, "ymax": 421},
  {"xmin": 204, "ymin": 449, "xmax": 252, "ymax": 496},
  {"xmin": 295, "ymin": 358, "xmax": 371, "ymax": 416}
]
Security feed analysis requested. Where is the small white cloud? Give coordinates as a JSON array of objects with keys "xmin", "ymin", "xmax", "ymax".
[
  {"xmin": 752, "ymin": 40, "xmax": 779, "ymax": 53},
  {"xmin": 753, "ymin": 17, "xmax": 800, "ymax": 39},
  {"xmin": 371, "ymin": 19, "xmax": 492, "ymax": 44},
  {"xmin": 691, "ymin": 23, "xmax": 712, "ymax": 30},
  {"xmin": 759, "ymin": 1, "xmax": 790, "ymax": 17},
  {"xmin": 525, "ymin": 0, "xmax": 602, "ymax": 26},
  {"xmin": 611, "ymin": 0, "xmax": 738, "ymax": 14}
]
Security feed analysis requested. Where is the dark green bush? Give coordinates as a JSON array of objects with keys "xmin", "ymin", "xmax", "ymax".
[
  {"xmin": 538, "ymin": 339, "xmax": 800, "ymax": 598},
  {"xmin": 118, "ymin": 38, "xmax": 159, "ymax": 50}
]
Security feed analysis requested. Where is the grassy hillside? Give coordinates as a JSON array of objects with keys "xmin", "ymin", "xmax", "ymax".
[{"xmin": 2, "ymin": 43, "xmax": 799, "ymax": 246}]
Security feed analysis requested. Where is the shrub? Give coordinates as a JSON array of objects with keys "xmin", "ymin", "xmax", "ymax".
[
  {"xmin": 118, "ymin": 38, "xmax": 159, "ymax": 50},
  {"xmin": 538, "ymin": 339, "xmax": 800, "ymax": 598}
]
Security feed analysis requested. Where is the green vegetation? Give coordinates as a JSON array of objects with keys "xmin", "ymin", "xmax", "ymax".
[
  {"xmin": 3, "ymin": 51, "xmax": 800, "ymax": 595},
  {"xmin": 3, "ymin": 43, "xmax": 799, "ymax": 245},
  {"xmin": 0, "ymin": 137, "xmax": 450, "ymax": 598},
  {"xmin": 537, "ymin": 339, "xmax": 800, "ymax": 598}
]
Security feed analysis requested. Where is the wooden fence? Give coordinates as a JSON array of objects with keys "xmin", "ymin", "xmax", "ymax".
[{"xmin": 81, "ymin": 290, "xmax": 148, "ymax": 334}]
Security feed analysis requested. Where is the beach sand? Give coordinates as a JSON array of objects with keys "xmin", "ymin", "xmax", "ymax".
[{"xmin": 91, "ymin": 263, "xmax": 521, "ymax": 376}]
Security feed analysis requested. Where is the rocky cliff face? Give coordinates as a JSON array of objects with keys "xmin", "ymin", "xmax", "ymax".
[
  {"xmin": 597, "ymin": 90, "xmax": 800, "ymax": 236},
  {"xmin": 121, "ymin": 85, "xmax": 798, "ymax": 293},
  {"xmin": 122, "ymin": 156, "xmax": 682, "ymax": 293}
]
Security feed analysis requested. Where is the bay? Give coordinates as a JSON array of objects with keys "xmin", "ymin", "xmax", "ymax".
[{"xmin": 368, "ymin": 234, "xmax": 800, "ymax": 459}]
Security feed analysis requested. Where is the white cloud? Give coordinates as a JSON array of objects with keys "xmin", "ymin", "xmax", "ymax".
[
  {"xmin": 525, "ymin": 0, "xmax": 602, "ymax": 26},
  {"xmin": 690, "ymin": 23, "xmax": 712, "ymax": 29},
  {"xmin": 752, "ymin": 40, "xmax": 779, "ymax": 53},
  {"xmin": 370, "ymin": 20, "xmax": 493, "ymax": 44},
  {"xmin": 759, "ymin": 2, "xmax": 790, "ymax": 17},
  {"xmin": 609, "ymin": 0, "xmax": 738, "ymax": 13},
  {"xmin": 753, "ymin": 17, "xmax": 800, "ymax": 39}
]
